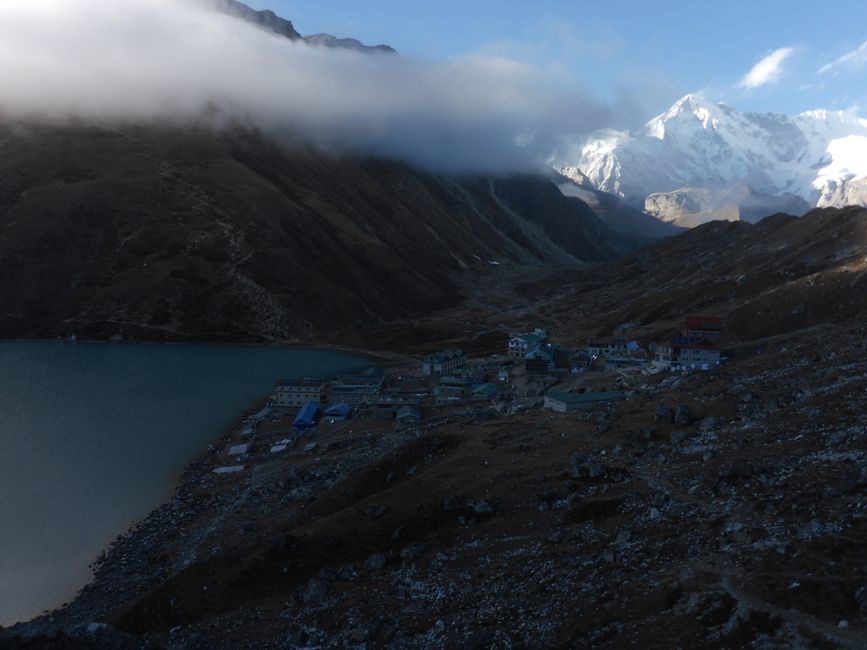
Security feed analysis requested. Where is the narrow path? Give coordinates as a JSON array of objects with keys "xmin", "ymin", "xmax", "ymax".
[{"xmin": 721, "ymin": 574, "xmax": 867, "ymax": 649}]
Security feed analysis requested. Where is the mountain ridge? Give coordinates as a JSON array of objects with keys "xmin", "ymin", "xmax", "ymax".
[
  {"xmin": 552, "ymin": 94, "xmax": 867, "ymax": 227},
  {"xmin": 211, "ymin": 0, "xmax": 396, "ymax": 53}
]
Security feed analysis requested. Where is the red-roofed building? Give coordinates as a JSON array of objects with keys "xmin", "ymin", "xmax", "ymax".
[{"xmin": 684, "ymin": 315, "xmax": 723, "ymax": 341}]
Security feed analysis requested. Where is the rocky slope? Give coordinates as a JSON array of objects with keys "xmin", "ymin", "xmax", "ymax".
[
  {"xmin": 0, "ymin": 122, "xmax": 630, "ymax": 343},
  {"xmin": 515, "ymin": 206, "xmax": 867, "ymax": 347},
  {"xmin": 303, "ymin": 34, "xmax": 395, "ymax": 54},
  {"xmin": 552, "ymin": 94, "xmax": 867, "ymax": 227},
  {"xmin": 210, "ymin": 0, "xmax": 302, "ymax": 40},
  {"xmin": 643, "ymin": 185, "xmax": 810, "ymax": 230},
  {"xmin": 555, "ymin": 175, "xmax": 684, "ymax": 239},
  {"xmin": 819, "ymin": 176, "xmax": 867, "ymax": 208}
]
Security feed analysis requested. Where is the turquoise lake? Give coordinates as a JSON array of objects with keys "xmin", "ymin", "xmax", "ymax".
[{"xmin": 0, "ymin": 341, "xmax": 370, "ymax": 626}]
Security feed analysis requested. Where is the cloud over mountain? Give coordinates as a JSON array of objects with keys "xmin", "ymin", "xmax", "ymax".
[
  {"xmin": 818, "ymin": 40, "xmax": 867, "ymax": 76},
  {"xmin": 738, "ymin": 47, "xmax": 795, "ymax": 90},
  {"xmin": 0, "ymin": 0, "xmax": 612, "ymax": 173}
]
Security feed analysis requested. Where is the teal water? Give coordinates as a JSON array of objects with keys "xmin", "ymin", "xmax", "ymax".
[{"xmin": 0, "ymin": 341, "xmax": 369, "ymax": 626}]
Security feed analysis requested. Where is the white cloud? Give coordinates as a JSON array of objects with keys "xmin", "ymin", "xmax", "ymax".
[
  {"xmin": 818, "ymin": 41, "xmax": 867, "ymax": 76},
  {"xmin": 738, "ymin": 47, "xmax": 795, "ymax": 90},
  {"xmin": 0, "ymin": 0, "xmax": 618, "ymax": 173}
]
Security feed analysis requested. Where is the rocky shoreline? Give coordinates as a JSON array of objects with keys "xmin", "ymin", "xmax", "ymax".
[{"xmin": 0, "ymin": 397, "xmax": 269, "ymax": 645}]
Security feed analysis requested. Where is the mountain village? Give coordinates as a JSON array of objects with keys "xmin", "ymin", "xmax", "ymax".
[{"xmin": 207, "ymin": 315, "xmax": 724, "ymax": 476}]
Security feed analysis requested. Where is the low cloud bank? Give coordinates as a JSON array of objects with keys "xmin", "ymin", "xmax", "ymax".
[{"xmin": 0, "ymin": 0, "xmax": 614, "ymax": 173}]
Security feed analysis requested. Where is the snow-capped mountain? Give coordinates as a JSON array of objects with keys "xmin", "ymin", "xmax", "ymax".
[{"xmin": 550, "ymin": 94, "xmax": 867, "ymax": 227}]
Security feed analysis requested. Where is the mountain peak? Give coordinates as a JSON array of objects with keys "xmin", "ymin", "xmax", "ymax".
[
  {"xmin": 551, "ymin": 96, "xmax": 867, "ymax": 226},
  {"xmin": 211, "ymin": 1, "xmax": 396, "ymax": 53},
  {"xmin": 304, "ymin": 34, "xmax": 396, "ymax": 54},
  {"xmin": 797, "ymin": 108, "xmax": 867, "ymax": 131},
  {"xmin": 211, "ymin": 0, "xmax": 302, "ymax": 40},
  {"xmin": 644, "ymin": 94, "xmax": 719, "ymax": 140},
  {"xmin": 666, "ymin": 93, "xmax": 717, "ymax": 116},
  {"xmin": 671, "ymin": 93, "xmax": 702, "ymax": 109}
]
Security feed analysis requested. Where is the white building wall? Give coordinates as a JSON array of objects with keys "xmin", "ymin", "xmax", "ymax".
[{"xmin": 543, "ymin": 397, "xmax": 568, "ymax": 413}]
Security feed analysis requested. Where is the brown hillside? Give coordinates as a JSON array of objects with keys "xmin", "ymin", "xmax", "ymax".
[
  {"xmin": 503, "ymin": 206, "xmax": 867, "ymax": 346},
  {"xmin": 0, "ymin": 122, "xmax": 623, "ymax": 343}
]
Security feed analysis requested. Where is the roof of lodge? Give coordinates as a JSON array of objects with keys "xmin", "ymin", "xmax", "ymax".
[
  {"xmin": 325, "ymin": 403, "xmax": 352, "ymax": 416},
  {"xmin": 279, "ymin": 377, "xmax": 323, "ymax": 388},
  {"xmin": 396, "ymin": 405, "xmax": 422, "ymax": 419},
  {"xmin": 685, "ymin": 315, "xmax": 723, "ymax": 329},
  {"xmin": 331, "ymin": 384, "xmax": 377, "ymax": 392},
  {"xmin": 424, "ymin": 348, "xmax": 466, "ymax": 363},
  {"xmin": 671, "ymin": 336, "xmax": 719, "ymax": 350},
  {"xmin": 525, "ymin": 346, "xmax": 554, "ymax": 362},
  {"xmin": 510, "ymin": 333, "xmax": 545, "ymax": 346},
  {"xmin": 338, "ymin": 367, "xmax": 385, "ymax": 386},
  {"xmin": 471, "ymin": 383, "xmax": 498, "ymax": 397},
  {"xmin": 293, "ymin": 400, "xmax": 320, "ymax": 425}
]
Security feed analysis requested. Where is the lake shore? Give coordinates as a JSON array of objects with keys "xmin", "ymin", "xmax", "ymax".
[{"xmin": 0, "ymin": 342, "xmax": 380, "ymax": 630}]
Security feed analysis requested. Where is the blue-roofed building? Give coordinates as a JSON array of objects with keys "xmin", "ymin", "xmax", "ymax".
[
  {"xmin": 293, "ymin": 400, "xmax": 320, "ymax": 430},
  {"xmin": 325, "ymin": 403, "xmax": 353, "ymax": 422}
]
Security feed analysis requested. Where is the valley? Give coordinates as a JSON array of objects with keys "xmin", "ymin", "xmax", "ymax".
[
  {"xmin": 1, "ymin": 1, "xmax": 867, "ymax": 648},
  {"xmin": 3, "ymin": 205, "xmax": 867, "ymax": 648}
]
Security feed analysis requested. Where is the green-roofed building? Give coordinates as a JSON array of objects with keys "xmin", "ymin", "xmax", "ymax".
[
  {"xmin": 470, "ymin": 383, "xmax": 498, "ymax": 401},
  {"xmin": 544, "ymin": 389, "xmax": 627, "ymax": 413}
]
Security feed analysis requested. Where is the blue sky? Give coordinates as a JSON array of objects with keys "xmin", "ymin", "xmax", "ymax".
[{"xmin": 249, "ymin": 0, "xmax": 867, "ymax": 124}]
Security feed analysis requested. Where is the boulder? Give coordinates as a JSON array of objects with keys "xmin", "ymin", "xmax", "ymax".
[
  {"xmin": 673, "ymin": 404, "xmax": 693, "ymax": 426},
  {"xmin": 303, "ymin": 576, "xmax": 330, "ymax": 605},
  {"xmin": 442, "ymin": 495, "xmax": 462, "ymax": 512},
  {"xmin": 363, "ymin": 553, "xmax": 387, "ymax": 571},
  {"xmin": 570, "ymin": 452, "xmax": 586, "ymax": 479},
  {"xmin": 400, "ymin": 543, "xmax": 427, "ymax": 561},
  {"xmin": 655, "ymin": 404, "xmax": 674, "ymax": 424},
  {"xmin": 670, "ymin": 430, "xmax": 692, "ymax": 446},
  {"xmin": 472, "ymin": 500, "xmax": 496, "ymax": 516}
]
